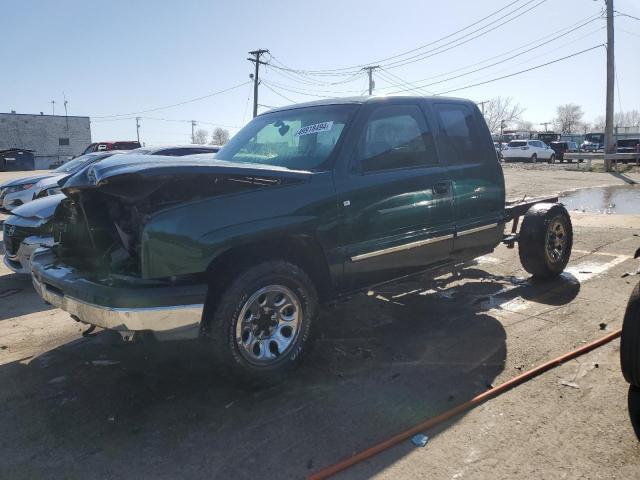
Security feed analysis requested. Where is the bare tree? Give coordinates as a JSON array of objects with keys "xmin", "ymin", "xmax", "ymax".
[
  {"xmin": 193, "ymin": 128, "xmax": 208, "ymax": 144},
  {"xmin": 592, "ymin": 115, "xmax": 605, "ymax": 131},
  {"xmin": 553, "ymin": 104, "xmax": 584, "ymax": 133},
  {"xmin": 211, "ymin": 127, "xmax": 230, "ymax": 146},
  {"xmin": 483, "ymin": 97, "xmax": 525, "ymax": 133},
  {"xmin": 515, "ymin": 119, "xmax": 533, "ymax": 131},
  {"xmin": 615, "ymin": 110, "xmax": 640, "ymax": 127}
]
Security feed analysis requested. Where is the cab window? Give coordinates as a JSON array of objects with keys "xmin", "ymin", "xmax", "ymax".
[
  {"xmin": 357, "ymin": 104, "xmax": 437, "ymax": 173},
  {"xmin": 434, "ymin": 103, "xmax": 482, "ymax": 164}
]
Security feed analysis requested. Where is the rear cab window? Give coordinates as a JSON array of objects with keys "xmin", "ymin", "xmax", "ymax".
[
  {"xmin": 434, "ymin": 103, "xmax": 487, "ymax": 164},
  {"xmin": 508, "ymin": 140, "xmax": 527, "ymax": 147}
]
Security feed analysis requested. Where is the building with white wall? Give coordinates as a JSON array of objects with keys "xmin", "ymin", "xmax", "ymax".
[{"xmin": 0, "ymin": 112, "xmax": 91, "ymax": 169}]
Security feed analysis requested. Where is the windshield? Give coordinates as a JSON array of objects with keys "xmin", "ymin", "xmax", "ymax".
[
  {"xmin": 215, "ymin": 104, "xmax": 357, "ymax": 171},
  {"xmin": 53, "ymin": 154, "xmax": 96, "ymax": 173},
  {"xmin": 618, "ymin": 139, "xmax": 639, "ymax": 147},
  {"xmin": 508, "ymin": 141, "xmax": 527, "ymax": 147}
]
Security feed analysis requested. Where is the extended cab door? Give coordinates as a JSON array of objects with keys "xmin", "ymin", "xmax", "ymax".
[
  {"xmin": 335, "ymin": 101, "xmax": 454, "ymax": 290},
  {"xmin": 432, "ymin": 102, "xmax": 505, "ymax": 255}
]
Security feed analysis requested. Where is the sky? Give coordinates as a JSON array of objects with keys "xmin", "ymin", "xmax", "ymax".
[{"xmin": 1, "ymin": 0, "xmax": 639, "ymax": 145}]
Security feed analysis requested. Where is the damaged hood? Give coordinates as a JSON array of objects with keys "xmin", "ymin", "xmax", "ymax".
[{"xmin": 62, "ymin": 154, "xmax": 312, "ymax": 193}]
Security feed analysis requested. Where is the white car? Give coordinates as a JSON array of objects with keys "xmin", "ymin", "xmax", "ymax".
[
  {"xmin": 0, "ymin": 173, "xmax": 56, "ymax": 212},
  {"xmin": 501, "ymin": 139, "xmax": 555, "ymax": 163}
]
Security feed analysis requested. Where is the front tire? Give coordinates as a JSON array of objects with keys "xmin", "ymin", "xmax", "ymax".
[
  {"xmin": 621, "ymin": 282, "xmax": 640, "ymax": 387},
  {"xmin": 518, "ymin": 203, "xmax": 573, "ymax": 279},
  {"xmin": 206, "ymin": 260, "xmax": 318, "ymax": 382},
  {"xmin": 530, "ymin": 154, "xmax": 537, "ymax": 163}
]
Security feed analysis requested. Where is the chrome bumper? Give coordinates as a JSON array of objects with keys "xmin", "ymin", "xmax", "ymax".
[
  {"xmin": 4, "ymin": 235, "xmax": 53, "ymax": 274},
  {"xmin": 32, "ymin": 275, "xmax": 204, "ymax": 341}
]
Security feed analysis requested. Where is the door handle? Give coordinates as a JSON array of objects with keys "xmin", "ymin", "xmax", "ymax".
[{"xmin": 433, "ymin": 181, "xmax": 450, "ymax": 195}]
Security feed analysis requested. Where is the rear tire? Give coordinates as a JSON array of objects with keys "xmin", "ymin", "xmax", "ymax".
[
  {"xmin": 518, "ymin": 203, "xmax": 573, "ymax": 279},
  {"xmin": 206, "ymin": 260, "xmax": 318, "ymax": 383},
  {"xmin": 621, "ymin": 282, "xmax": 640, "ymax": 387}
]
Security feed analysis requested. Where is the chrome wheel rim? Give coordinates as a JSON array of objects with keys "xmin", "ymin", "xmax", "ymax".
[
  {"xmin": 235, "ymin": 285, "xmax": 302, "ymax": 364},
  {"xmin": 546, "ymin": 219, "xmax": 567, "ymax": 264}
]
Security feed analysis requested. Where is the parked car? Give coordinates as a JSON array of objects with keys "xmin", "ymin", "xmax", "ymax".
[
  {"xmin": 0, "ymin": 173, "xmax": 57, "ymax": 212},
  {"xmin": 2, "ymin": 194, "xmax": 60, "ymax": 274},
  {"xmin": 581, "ymin": 141, "xmax": 602, "ymax": 152},
  {"xmin": 32, "ymin": 151, "xmax": 127, "ymax": 200},
  {"xmin": 493, "ymin": 142, "xmax": 503, "ymax": 159},
  {"xmin": 3, "ymin": 145, "xmax": 222, "ymax": 274},
  {"xmin": 30, "ymin": 96, "xmax": 573, "ymax": 381},
  {"xmin": 616, "ymin": 138, "xmax": 640, "ymax": 163},
  {"xmin": 81, "ymin": 141, "xmax": 141, "ymax": 155},
  {"xmin": 549, "ymin": 141, "xmax": 582, "ymax": 163},
  {"xmin": 127, "ymin": 144, "xmax": 221, "ymax": 156},
  {"xmin": 501, "ymin": 139, "xmax": 555, "ymax": 163}
]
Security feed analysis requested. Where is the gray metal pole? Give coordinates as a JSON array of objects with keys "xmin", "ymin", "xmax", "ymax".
[{"xmin": 604, "ymin": 0, "xmax": 615, "ymax": 172}]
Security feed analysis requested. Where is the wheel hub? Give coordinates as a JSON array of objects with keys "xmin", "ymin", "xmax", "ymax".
[
  {"xmin": 235, "ymin": 285, "xmax": 302, "ymax": 364},
  {"xmin": 546, "ymin": 219, "xmax": 567, "ymax": 263}
]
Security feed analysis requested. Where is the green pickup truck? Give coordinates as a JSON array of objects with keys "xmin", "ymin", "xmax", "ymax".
[{"xmin": 31, "ymin": 96, "xmax": 573, "ymax": 379}]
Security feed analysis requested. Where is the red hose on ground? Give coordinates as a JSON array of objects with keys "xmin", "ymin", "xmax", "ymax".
[{"xmin": 309, "ymin": 329, "xmax": 622, "ymax": 480}]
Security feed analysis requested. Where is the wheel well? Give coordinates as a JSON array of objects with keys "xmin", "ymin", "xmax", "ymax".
[{"xmin": 204, "ymin": 235, "xmax": 334, "ymax": 311}]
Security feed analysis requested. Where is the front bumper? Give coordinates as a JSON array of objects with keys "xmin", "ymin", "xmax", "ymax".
[
  {"xmin": 4, "ymin": 235, "xmax": 53, "ymax": 274},
  {"xmin": 31, "ymin": 250, "xmax": 208, "ymax": 341}
]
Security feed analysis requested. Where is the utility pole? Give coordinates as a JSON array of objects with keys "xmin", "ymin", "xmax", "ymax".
[
  {"xmin": 362, "ymin": 66, "xmax": 380, "ymax": 95},
  {"xmin": 50, "ymin": 100, "xmax": 56, "ymax": 115},
  {"xmin": 477, "ymin": 100, "xmax": 490, "ymax": 115},
  {"xmin": 540, "ymin": 121, "xmax": 551, "ymax": 132},
  {"xmin": 248, "ymin": 49, "xmax": 269, "ymax": 118},
  {"xmin": 604, "ymin": 0, "xmax": 615, "ymax": 172},
  {"xmin": 191, "ymin": 120, "xmax": 196, "ymax": 144},
  {"xmin": 135, "ymin": 117, "xmax": 141, "ymax": 143}
]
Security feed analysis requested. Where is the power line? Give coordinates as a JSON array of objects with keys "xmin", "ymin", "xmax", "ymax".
[
  {"xmin": 384, "ymin": 20, "xmax": 605, "ymax": 94},
  {"xmin": 92, "ymin": 81, "xmax": 251, "ymax": 119},
  {"xmin": 267, "ymin": 0, "xmax": 535, "ymax": 75},
  {"xmin": 91, "ymin": 115, "xmax": 240, "ymax": 128},
  {"xmin": 614, "ymin": 10, "xmax": 640, "ymax": 22},
  {"xmin": 376, "ymin": 70, "xmax": 434, "ymax": 96},
  {"xmin": 372, "ymin": 12, "xmax": 602, "ymax": 91},
  {"xmin": 433, "ymin": 44, "xmax": 604, "ymax": 96},
  {"xmin": 368, "ymin": 0, "xmax": 549, "ymax": 71},
  {"xmin": 261, "ymin": 81, "xmax": 297, "ymax": 104}
]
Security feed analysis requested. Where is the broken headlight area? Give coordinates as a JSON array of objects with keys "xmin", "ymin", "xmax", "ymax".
[{"xmin": 53, "ymin": 174, "xmax": 284, "ymax": 277}]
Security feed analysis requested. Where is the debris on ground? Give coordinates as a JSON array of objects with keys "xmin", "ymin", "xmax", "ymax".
[
  {"xmin": 560, "ymin": 380, "xmax": 580, "ymax": 389},
  {"xmin": 599, "ymin": 322, "xmax": 607, "ymax": 331},
  {"xmin": 91, "ymin": 360, "xmax": 120, "ymax": 367},
  {"xmin": 411, "ymin": 434, "xmax": 429, "ymax": 447},
  {"xmin": 1, "ymin": 345, "xmax": 7, "ymax": 350}
]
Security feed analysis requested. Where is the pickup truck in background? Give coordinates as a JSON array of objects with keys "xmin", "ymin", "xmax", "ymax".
[{"xmin": 31, "ymin": 96, "xmax": 573, "ymax": 381}]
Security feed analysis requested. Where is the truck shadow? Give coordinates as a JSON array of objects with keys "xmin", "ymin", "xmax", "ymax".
[
  {"xmin": 0, "ymin": 265, "xmax": 580, "ymax": 479},
  {"xmin": 0, "ymin": 271, "xmax": 53, "ymax": 321}
]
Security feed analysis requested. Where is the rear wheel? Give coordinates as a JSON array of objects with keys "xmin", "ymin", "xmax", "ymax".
[
  {"xmin": 206, "ymin": 260, "xmax": 318, "ymax": 382},
  {"xmin": 518, "ymin": 203, "xmax": 573, "ymax": 279},
  {"xmin": 621, "ymin": 282, "xmax": 640, "ymax": 387}
]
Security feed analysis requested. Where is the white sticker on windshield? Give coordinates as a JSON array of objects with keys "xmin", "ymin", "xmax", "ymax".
[{"xmin": 294, "ymin": 121, "xmax": 334, "ymax": 137}]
